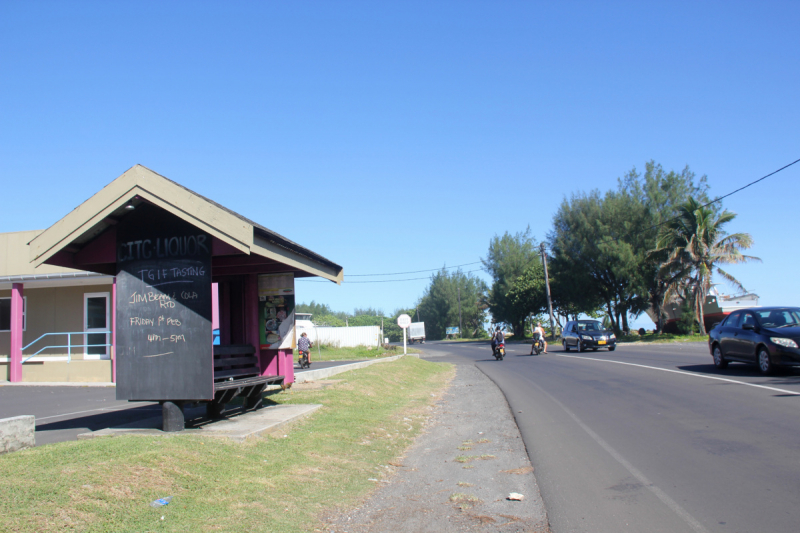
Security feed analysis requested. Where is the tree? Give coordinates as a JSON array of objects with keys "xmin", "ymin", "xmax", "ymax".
[
  {"xmin": 548, "ymin": 190, "xmax": 648, "ymax": 334},
  {"xmin": 505, "ymin": 262, "xmax": 548, "ymax": 334},
  {"xmin": 417, "ymin": 269, "xmax": 488, "ymax": 340},
  {"xmin": 549, "ymin": 162, "xmax": 713, "ymax": 334},
  {"xmin": 482, "ymin": 227, "xmax": 539, "ymax": 337},
  {"xmin": 650, "ymin": 197, "xmax": 760, "ymax": 334},
  {"xmin": 618, "ymin": 162, "xmax": 712, "ymax": 332}
]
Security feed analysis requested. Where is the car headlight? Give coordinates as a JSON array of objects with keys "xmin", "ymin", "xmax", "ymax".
[
  {"xmin": 609, "ymin": 334, "xmax": 616, "ymax": 340},
  {"xmin": 770, "ymin": 337, "xmax": 799, "ymax": 348},
  {"xmin": 581, "ymin": 335, "xmax": 592, "ymax": 341}
]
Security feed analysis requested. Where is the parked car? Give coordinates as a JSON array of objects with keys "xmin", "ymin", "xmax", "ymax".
[
  {"xmin": 708, "ymin": 306, "xmax": 800, "ymax": 375},
  {"xmin": 562, "ymin": 320, "xmax": 616, "ymax": 352}
]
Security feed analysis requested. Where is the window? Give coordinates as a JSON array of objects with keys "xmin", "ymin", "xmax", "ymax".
[
  {"xmin": 741, "ymin": 313, "xmax": 757, "ymax": 329},
  {"xmin": 0, "ymin": 297, "xmax": 27, "ymax": 332},
  {"xmin": 725, "ymin": 312, "xmax": 742, "ymax": 328}
]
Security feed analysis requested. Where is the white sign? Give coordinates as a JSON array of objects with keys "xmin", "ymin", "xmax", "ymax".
[{"xmin": 397, "ymin": 314, "xmax": 412, "ymax": 329}]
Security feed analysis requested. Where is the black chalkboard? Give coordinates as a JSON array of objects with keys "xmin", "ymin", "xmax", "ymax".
[{"xmin": 115, "ymin": 205, "xmax": 214, "ymax": 401}]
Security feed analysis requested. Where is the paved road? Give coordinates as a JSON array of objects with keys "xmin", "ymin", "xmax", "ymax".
[
  {"xmin": 0, "ymin": 360, "xmax": 360, "ymax": 446},
  {"xmin": 421, "ymin": 340, "xmax": 800, "ymax": 533}
]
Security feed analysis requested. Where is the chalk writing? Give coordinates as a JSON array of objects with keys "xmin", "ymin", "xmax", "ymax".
[{"xmin": 117, "ymin": 235, "xmax": 210, "ymax": 262}]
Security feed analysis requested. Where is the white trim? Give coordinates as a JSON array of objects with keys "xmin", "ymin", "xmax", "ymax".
[
  {"xmin": 0, "ymin": 356, "xmax": 69, "ymax": 363},
  {"xmin": 83, "ymin": 292, "xmax": 110, "ymax": 360},
  {"xmin": 0, "ymin": 296, "xmax": 27, "ymax": 332}
]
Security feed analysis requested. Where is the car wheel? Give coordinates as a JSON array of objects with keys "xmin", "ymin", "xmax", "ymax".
[
  {"xmin": 757, "ymin": 347, "xmax": 774, "ymax": 375},
  {"xmin": 578, "ymin": 342, "xmax": 585, "ymax": 353},
  {"xmin": 608, "ymin": 346, "xmax": 615, "ymax": 352},
  {"xmin": 712, "ymin": 345, "xmax": 728, "ymax": 370},
  {"xmin": 563, "ymin": 340, "xmax": 570, "ymax": 352}
]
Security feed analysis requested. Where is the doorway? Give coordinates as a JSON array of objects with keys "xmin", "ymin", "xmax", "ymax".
[{"xmin": 84, "ymin": 292, "xmax": 110, "ymax": 359}]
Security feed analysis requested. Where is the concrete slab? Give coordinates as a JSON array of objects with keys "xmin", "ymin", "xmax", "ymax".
[
  {"xmin": 77, "ymin": 403, "xmax": 321, "ymax": 442},
  {"xmin": 0, "ymin": 415, "xmax": 35, "ymax": 454}
]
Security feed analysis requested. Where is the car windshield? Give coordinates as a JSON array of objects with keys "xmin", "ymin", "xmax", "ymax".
[
  {"xmin": 577, "ymin": 321, "xmax": 602, "ymax": 331},
  {"xmin": 756, "ymin": 309, "xmax": 800, "ymax": 328}
]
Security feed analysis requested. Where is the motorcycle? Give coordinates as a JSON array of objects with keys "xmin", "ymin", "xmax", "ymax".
[
  {"xmin": 531, "ymin": 333, "xmax": 545, "ymax": 355},
  {"xmin": 493, "ymin": 341, "xmax": 505, "ymax": 361},
  {"xmin": 298, "ymin": 349, "xmax": 311, "ymax": 369}
]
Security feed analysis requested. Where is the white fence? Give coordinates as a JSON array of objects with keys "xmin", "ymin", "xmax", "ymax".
[{"xmin": 309, "ymin": 325, "xmax": 381, "ymax": 348}]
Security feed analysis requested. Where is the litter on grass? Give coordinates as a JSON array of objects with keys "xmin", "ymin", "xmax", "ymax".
[{"xmin": 150, "ymin": 496, "xmax": 173, "ymax": 507}]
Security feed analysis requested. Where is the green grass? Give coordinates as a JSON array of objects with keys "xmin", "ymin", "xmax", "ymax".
[
  {"xmin": 0, "ymin": 356, "xmax": 453, "ymax": 532},
  {"xmin": 308, "ymin": 344, "xmax": 420, "ymax": 362},
  {"xmin": 617, "ymin": 332, "xmax": 708, "ymax": 344}
]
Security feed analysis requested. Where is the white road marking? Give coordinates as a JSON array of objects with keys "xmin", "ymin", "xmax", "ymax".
[
  {"xmin": 556, "ymin": 353, "xmax": 800, "ymax": 396},
  {"xmin": 523, "ymin": 375, "xmax": 711, "ymax": 533}
]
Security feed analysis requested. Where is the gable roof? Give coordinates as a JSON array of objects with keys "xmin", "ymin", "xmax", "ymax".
[{"xmin": 29, "ymin": 165, "xmax": 343, "ymax": 282}]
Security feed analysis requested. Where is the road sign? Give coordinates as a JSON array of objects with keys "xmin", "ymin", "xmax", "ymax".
[
  {"xmin": 397, "ymin": 314, "xmax": 411, "ymax": 329},
  {"xmin": 446, "ymin": 327, "xmax": 460, "ymax": 335}
]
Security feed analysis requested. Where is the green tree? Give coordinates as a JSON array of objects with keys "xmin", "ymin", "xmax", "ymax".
[
  {"xmin": 650, "ymin": 197, "xmax": 760, "ymax": 334},
  {"xmin": 549, "ymin": 162, "xmax": 712, "ymax": 334},
  {"xmin": 549, "ymin": 190, "xmax": 648, "ymax": 334},
  {"xmin": 505, "ymin": 261, "xmax": 548, "ymax": 334},
  {"xmin": 417, "ymin": 269, "xmax": 488, "ymax": 340},
  {"xmin": 482, "ymin": 227, "xmax": 539, "ymax": 337}
]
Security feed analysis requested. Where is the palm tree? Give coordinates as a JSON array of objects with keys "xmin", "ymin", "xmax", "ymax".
[{"xmin": 650, "ymin": 197, "xmax": 760, "ymax": 334}]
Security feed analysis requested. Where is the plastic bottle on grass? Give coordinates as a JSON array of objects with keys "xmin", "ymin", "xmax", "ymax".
[{"xmin": 150, "ymin": 496, "xmax": 172, "ymax": 507}]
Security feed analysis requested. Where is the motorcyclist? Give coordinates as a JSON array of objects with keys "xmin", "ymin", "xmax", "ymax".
[
  {"xmin": 530, "ymin": 321, "xmax": 548, "ymax": 354},
  {"xmin": 297, "ymin": 332, "xmax": 312, "ymax": 368},
  {"xmin": 494, "ymin": 326, "xmax": 505, "ymax": 356}
]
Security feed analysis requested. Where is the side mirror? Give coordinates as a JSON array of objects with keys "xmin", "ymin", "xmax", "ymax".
[{"xmin": 742, "ymin": 323, "xmax": 755, "ymax": 331}]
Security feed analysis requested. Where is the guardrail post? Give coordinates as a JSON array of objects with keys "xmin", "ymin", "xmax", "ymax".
[{"xmin": 9, "ymin": 284, "xmax": 24, "ymax": 382}]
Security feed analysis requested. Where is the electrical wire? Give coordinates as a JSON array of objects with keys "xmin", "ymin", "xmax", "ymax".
[
  {"xmin": 549, "ymin": 157, "xmax": 800, "ymax": 251},
  {"xmin": 345, "ymin": 261, "xmax": 483, "ymax": 277},
  {"xmin": 297, "ymin": 268, "xmax": 486, "ymax": 283}
]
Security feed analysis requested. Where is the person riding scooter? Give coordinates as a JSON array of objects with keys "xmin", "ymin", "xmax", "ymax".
[
  {"xmin": 530, "ymin": 321, "xmax": 548, "ymax": 354},
  {"xmin": 297, "ymin": 332, "xmax": 312, "ymax": 369},
  {"xmin": 493, "ymin": 326, "xmax": 505, "ymax": 359}
]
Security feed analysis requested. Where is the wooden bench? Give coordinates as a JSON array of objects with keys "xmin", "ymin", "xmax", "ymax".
[{"xmin": 208, "ymin": 344, "xmax": 284, "ymax": 418}]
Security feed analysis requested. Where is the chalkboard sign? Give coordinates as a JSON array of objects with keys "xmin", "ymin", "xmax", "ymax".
[{"xmin": 115, "ymin": 205, "xmax": 213, "ymax": 401}]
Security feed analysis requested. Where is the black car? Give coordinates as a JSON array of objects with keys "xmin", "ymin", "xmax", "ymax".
[
  {"xmin": 708, "ymin": 307, "xmax": 800, "ymax": 375},
  {"xmin": 562, "ymin": 320, "xmax": 616, "ymax": 352}
]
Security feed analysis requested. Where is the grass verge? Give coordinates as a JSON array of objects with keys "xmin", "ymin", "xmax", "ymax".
[
  {"xmin": 309, "ymin": 344, "xmax": 420, "ymax": 362},
  {"xmin": 0, "ymin": 356, "xmax": 453, "ymax": 532},
  {"xmin": 617, "ymin": 333, "xmax": 708, "ymax": 344}
]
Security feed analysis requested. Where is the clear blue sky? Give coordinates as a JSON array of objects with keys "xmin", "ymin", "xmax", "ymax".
[{"xmin": 2, "ymin": 1, "xmax": 798, "ymax": 327}]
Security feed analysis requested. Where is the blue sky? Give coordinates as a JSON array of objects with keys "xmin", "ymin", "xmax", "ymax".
[{"xmin": 2, "ymin": 1, "xmax": 798, "ymax": 327}]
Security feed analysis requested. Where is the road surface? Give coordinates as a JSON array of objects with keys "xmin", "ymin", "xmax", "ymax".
[{"xmin": 421, "ymin": 340, "xmax": 800, "ymax": 533}]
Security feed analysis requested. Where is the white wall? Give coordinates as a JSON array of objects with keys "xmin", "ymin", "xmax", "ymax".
[{"xmin": 309, "ymin": 325, "xmax": 381, "ymax": 348}]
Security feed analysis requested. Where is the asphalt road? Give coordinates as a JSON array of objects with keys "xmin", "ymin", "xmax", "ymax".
[
  {"xmin": 421, "ymin": 340, "xmax": 800, "ymax": 533},
  {"xmin": 0, "ymin": 360, "xmax": 359, "ymax": 446}
]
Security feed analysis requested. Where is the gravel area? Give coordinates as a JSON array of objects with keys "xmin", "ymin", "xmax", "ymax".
[{"xmin": 324, "ymin": 364, "xmax": 550, "ymax": 532}]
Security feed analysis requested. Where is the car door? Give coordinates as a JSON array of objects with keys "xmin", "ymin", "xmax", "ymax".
[
  {"xmin": 719, "ymin": 312, "xmax": 741, "ymax": 358},
  {"xmin": 565, "ymin": 322, "xmax": 577, "ymax": 347},
  {"xmin": 736, "ymin": 311, "xmax": 760, "ymax": 361}
]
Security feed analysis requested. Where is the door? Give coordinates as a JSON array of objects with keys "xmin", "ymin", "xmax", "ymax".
[
  {"xmin": 84, "ymin": 292, "xmax": 110, "ymax": 360},
  {"xmin": 719, "ymin": 312, "xmax": 741, "ymax": 358},
  {"xmin": 736, "ymin": 312, "xmax": 759, "ymax": 361}
]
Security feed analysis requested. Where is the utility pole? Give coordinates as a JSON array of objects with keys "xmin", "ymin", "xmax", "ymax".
[
  {"xmin": 457, "ymin": 286, "xmax": 463, "ymax": 337},
  {"xmin": 541, "ymin": 242, "xmax": 556, "ymax": 339}
]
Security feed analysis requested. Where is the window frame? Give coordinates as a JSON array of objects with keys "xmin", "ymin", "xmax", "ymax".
[{"xmin": 0, "ymin": 296, "xmax": 27, "ymax": 332}]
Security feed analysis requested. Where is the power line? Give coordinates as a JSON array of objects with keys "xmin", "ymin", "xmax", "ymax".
[
  {"xmin": 298, "ymin": 268, "xmax": 486, "ymax": 283},
  {"xmin": 552, "ymin": 156, "xmax": 800, "ymax": 251},
  {"xmin": 345, "ymin": 261, "xmax": 483, "ymax": 277}
]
